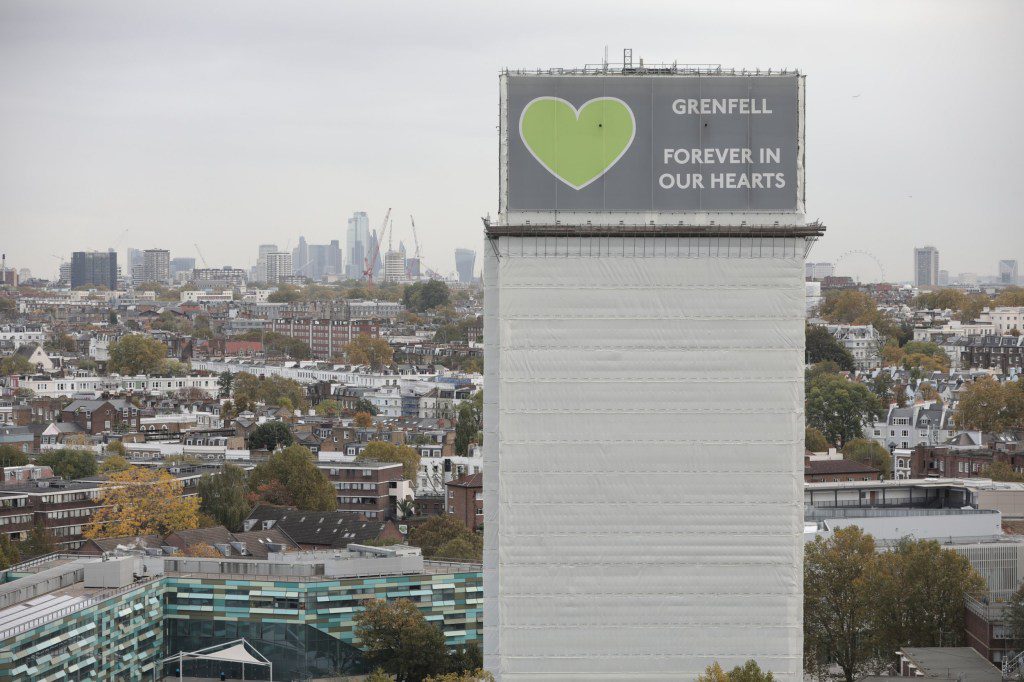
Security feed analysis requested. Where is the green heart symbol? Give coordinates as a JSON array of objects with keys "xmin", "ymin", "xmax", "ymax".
[{"xmin": 519, "ymin": 97, "xmax": 636, "ymax": 190}]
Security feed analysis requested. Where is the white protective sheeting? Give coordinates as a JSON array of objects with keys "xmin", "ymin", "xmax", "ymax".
[{"xmin": 484, "ymin": 236, "xmax": 807, "ymax": 681}]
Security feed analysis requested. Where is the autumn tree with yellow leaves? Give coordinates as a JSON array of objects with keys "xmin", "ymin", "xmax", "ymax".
[{"xmin": 84, "ymin": 467, "xmax": 200, "ymax": 539}]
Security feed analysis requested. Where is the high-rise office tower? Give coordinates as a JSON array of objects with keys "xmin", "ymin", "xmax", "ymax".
[
  {"xmin": 294, "ymin": 237, "xmax": 310, "ymax": 277},
  {"xmin": 1000, "ymin": 260, "xmax": 1018, "ymax": 286},
  {"xmin": 454, "ymin": 248, "xmax": 476, "ymax": 284},
  {"xmin": 914, "ymin": 246, "xmax": 939, "ymax": 287},
  {"xmin": 346, "ymin": 212, "xmax": 370, "ymax": 279},
  {"xmin": 383, "ymin": 250, "xmax": 406, "ymax": 283},
  {"xmin": 170, "ymin": 257, "xmax": 195, "ymax": 276},
  {"xmin": 70, "ymin": 251, "xmax": 118, "ymax": 290},
  {"xmin": 255, "ymin": 244, "xmax": 278, "ymax": 283},
  {"xmin": 265, "ymin": 252, "xmax": 293, "ymax": 284},
  {"xmin": 486, "ymin": 67, "xmax": 812, "ymax": 680},
  {"xmin": 142, "ymin": 249, "xmax": 170, "ymax": 284}
]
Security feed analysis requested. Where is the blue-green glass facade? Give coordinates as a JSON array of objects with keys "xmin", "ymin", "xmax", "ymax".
[{"xmin": 0, "ymin": 569, "xmax": 483, "ymax": 681}]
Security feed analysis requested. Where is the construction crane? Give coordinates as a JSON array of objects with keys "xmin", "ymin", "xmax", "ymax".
[
  {"xmin": 409, "ymin": 215, "xmax": 423, "ymax": 260},
  {"xmin": 193, "ymin": 243, "xmax": 209, "ymax": 268},
  {"xmin": 363, "ymin": 207, "xmax": 392, "ymax": 285}
]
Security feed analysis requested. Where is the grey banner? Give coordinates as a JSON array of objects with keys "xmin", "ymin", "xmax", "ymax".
[{"xmin": 505, "ymin": 74, "xmax": 800, "ymax": 213}]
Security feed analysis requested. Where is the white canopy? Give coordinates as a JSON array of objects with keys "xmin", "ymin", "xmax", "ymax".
[{"xmin": 197, "ymin": 643, "xmax": 267, "ymax": 666}]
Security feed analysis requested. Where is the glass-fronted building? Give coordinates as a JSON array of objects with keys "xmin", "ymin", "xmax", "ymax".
[{"xmin": 0, "ymin": 548, "xmax": 482, "ymax": 681}]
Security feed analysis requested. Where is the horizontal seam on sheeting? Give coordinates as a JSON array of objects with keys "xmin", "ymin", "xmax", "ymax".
[
  {"xmin": 498, "ymin": 346, "xmax": 801, "ymax": 351},
  {"xmin": 498, "ymin": 315, "xmax": 806, "ymax": 320},
  {"xmin": 499, "ymin": 654, "xmax": 800, "ymax": 659},
  {"xmin": 501, "ymin": 440, "xmax": 801, "ymax": 445},
  {"xmin": 499, "ymin": 378, "xmax": 803, "ymax": 383},
  {"xmin": 500, "ymin": 408, "xmax": 799, "ymax": 414},
  {"xmin": 503, "ymin": 501, "xmax": 800, "ymax": 506},
  {"xmin": 495, "ymin": 528, "xmax": 798, "ymax": 532},
  {"xmin": 497, "ymin": 623, "xmax": 801, "ymax": 629},
  {"xmin": 498, "ymin": 284, "xmax": 799, "ymax": 290}
]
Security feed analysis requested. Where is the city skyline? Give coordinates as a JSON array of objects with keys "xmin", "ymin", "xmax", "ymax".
[{"xmin": 2, "ymin": 1, "xmax": 1022, "ymax": 282}]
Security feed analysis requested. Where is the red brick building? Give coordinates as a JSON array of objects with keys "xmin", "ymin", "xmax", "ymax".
[
  {"xmin": 804, "ymin": 458, "xmax": 882, "ymax": 483},
  {"xmin": 445, "ymin": 472, "xmax": 483, "ymax": 531},
  {"xmin": 270, "ymin": 318, "xmax": 379, "ymax": 359},
  {"xmin": 60, "ymin": 399, "xmax": 141, "ymax": 435},
  {"xmin": 318, "ymin": 460, "xmax": 406, "ymax": 520}
]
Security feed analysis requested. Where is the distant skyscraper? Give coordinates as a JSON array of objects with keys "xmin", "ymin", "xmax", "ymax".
[
  {"xmin": 142, "ymin": 249, "xmax": 171, "ymax": 284},
  {"xmin": 455, "ymin": 248, "xmax": 476, "ymax": 284},
  {"xmin": 265, "ymin": 252, "xmax": 293, "ymax": 284},
  {"xmin": 127, "ymin": 248, "xmax": 144, "ymax": 270},
  {"xmin": 256, "ymin": 244, "xmax": 278, "ymax": 283},
  {"xmin": 70, "ymin": 251, "xmax": 117, "ymax": 290},
  {"xmin": 406, "ymin": 257, "xmax": 421, "ymax": 279},
  {"xmin": 293, "ymin": 238, "xmax": 343, "ymax": 281},
  {"xmin": 1000, "ymin": 260, "xmax": 1018, "ymax": 285},
  {"xmin": 914, "ymin": 246, "xmax": 939, "ymax": 287},
  {"xmin": 293, "ymin": 236, "xmax": 309, "ymax": 276},
  {"xmin": 170, "ymin": 257, "xmax": 195, "ymax": 276},
  {"xmin": 804, "ymin": 262, "xmax": 834, "ymax": 280},
  {"xmin": 346, "ymin": 212, "xmax": 370, "ymax": 279},
  {"xmin": 383, "ymin": 250, "xmax": 406, "ymax": 283},
  {"xmin": 368, "ymin": 230, "xmax": 383, "ymax": 280},
  {"xmin": 58, "ymin": 262, "xmax": 71, "ymax": 285},
  {"xmin": 938, "ymin": 270, "xmax": 950, "ymax": 287}
]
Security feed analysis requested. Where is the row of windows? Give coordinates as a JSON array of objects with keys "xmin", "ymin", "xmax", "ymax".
[{"xmin": 0, "ymin": 514, "xmax": 32, "ymax": 526}]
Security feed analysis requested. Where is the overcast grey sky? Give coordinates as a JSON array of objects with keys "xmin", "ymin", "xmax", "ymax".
[{"xmin": 1, "ymin": 0, "xmax": 1021, "ymax": 282}]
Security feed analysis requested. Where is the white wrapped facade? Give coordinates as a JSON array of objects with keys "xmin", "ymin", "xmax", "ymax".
[{"xmin": 484, "ymin": 235, "xmax": 810, "ymax": 680}]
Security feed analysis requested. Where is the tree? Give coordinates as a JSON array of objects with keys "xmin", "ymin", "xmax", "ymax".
[
  {"xmin": 164, "ymin": 359, "xmax": 190, "ymax": 377},
  {"xmin": 344, "ymin": 335, "xmax": 394, "ymax": 370},
  {"xmin": 955, "ymin": 377, "xmax": 1024, "ymax": 433},
  {"xmin": 35, "ymin": 449, "xmax": 97, "ymax": 480},
  {"xmin": 84, "ymin": 468, "xmax": 200, "ymax": 539},
  {"xmin": 197, "ymin": 464, "xmax": 251, "ymax": 531},
  {"xmin": 425, "ymin": 672, "xmax": 494, "ymax": 682},
  {"xmin": 868, "ymin": 372, "xmax": 897, "ymax": 406},
  {"xmin": 805, "ymin": 427, "xmax": 830, "ymax": 453},
  {"xmin": 804, "ymin": 527, "xmax": 883, "ymax": 682},
  {"xmin": 99, "ymin": 454, "xmax": 131, "ymax": 474},
  {"xmin": 404, "ymin": 280, "xmax": 451, "ymax": 312},
  {"xmin": 248, "ymin": 445, "xmax": 336, "ymax": 511},
  {"xmin": 806, "ymin": 374, "xmax": 884, "ymax": 447},
  {"xmin": 408, "ymin": 515, "xmax": 482, "ymax": 562},
  {"xmin": 354, "ymin": 411, "xmax": 374, "ymax": 428},
  {"xmin": 20, "ymin": 521, "xmax": 57, "ymax": 558},
  {"xmin": 805, "ymin": 325, "xmax": 855, "ymax": 370},
  {"xmin": 106, "ymin": 440, "xmax": 126, "ymax": 456},
  {"xmin": 1007, "ymin": 583, "xmax": 1024, "ymax": 649},
  {"xmin": 183, "ymin": 542, "xmax": 224, "ymax": 558},
  {"xmin": 842, "ymin": 438, "xmax": 892, "ymax": 478},
  {"xmin": 697, "ymin": 661, "xmax": 775, "ymax": 682},
  {"xmin": 355, "ymin": 398, "xmax": 379, "ymax": 415},
  {"xmin": 819, "ymin": 291, "xmax": 878, "ymax": 325},
  {"xmin": 247, "ymin": 421, "xmax": 294, "ymax": 451},
  {"xmin": 884, "ymin": 341, "xmax": 950, "ymax": 373},
  {"xmin": 107, "ymin": 334, "xmax": 168, "ymax": 375},
  {"xmin": 0, "ymin": 297, "xmax": 16, "ymax": 320},
  {"xmin": 354, "ymin": 599, "xmax": 449, "ymax": 682},
  {"xmin": 981, "ymin": 460, "xmax": 1024, "ymax": 483},
  {"xmin": 0, "ymin": 445, "xmax": 29, "ymax": 468},
  {"xmin": 232, "ymin": 372, "xmax": 307, "ymax": 409},
  {"xmin": 454, "ymin": 401, "xmax": 480, "ymax": 456},
  {"xmin": 218, "ymin": 371, "xmax": 234, "ymax": 397},
  {"xmin": 357, "ymin": 441, "xmax": 420, "ymax": 485},
  {"xmin": 0, "ymin": 535, "xmax": 20, "ymax": 570},
  {"xmin": 0, "ymin": 354, "xmax": 36, "ymax": 376},
  {"xmin": 864, "ymin": 537, "xmax": 984, "ymax": 651},
  {"xmin": 995, "ymin": 287, "xmax": 1024, "ymax": 307},
  {"xmin": 315, "ymin": 399, "xmax": 344, "ymax": 417}
]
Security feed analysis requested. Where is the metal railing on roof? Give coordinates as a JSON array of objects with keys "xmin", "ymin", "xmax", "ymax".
[{"xmin": 0, "ymin": 576, "xmax": 158, "ymax": 641}]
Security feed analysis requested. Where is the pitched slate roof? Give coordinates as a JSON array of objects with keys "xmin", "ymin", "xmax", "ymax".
[
  {"xmin": 805, "ymin": 460, "xmax": 880, "ymax": 476},
  {"xmin": 243, "ymin": 504, "xmax": 386, "ymax": 547}
]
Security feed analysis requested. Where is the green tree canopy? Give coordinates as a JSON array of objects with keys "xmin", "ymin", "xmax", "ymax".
[
  {"xmin": 408, "ymin": 515, "xmax": 482, "ymax": 562},
  {"xmin": 343, "ymin": 335, "xmax": 393, "ymax": 370},
  {"xmin": 354, "ymin": 599, "xmax": 449, "ymax": 682},
  {"xmin": 454, "ymin": 399, "xmax": 481, "ymax": 456},
  {"xmin": 805, "ymin": 325, "xmax": 855, "ymax": 370},
  {"xmin": 314, "ymin": 399, "xmax": 344, "ymax": 417},
  {"xmin": 805, "ymin": 427, "xmax": 830, "ymax": 453},
  {"xmin": 0, "ymin": 354, "xmax": 36, "ymax": 376},
  {"xmin": 247, "ymin": 421, "xmax": 294, "ymax": 451},
  {"xmin": 841, "ymin": 438, "xmax": 892, "ymax": 478},
  {"xmin": 99, "ymin": 454, "xmax": 131, "ymax": 474},
  {"xmin": 248, "ymin": 445, "xmax": 336, "ymax": 511},
  {"xmin": 355, "ymin": 397, "xmax": 379, "ymax": 415},
  {"xmin": 0, "ymin": 535, "xmax": 20, "ymax": 570},
  {"xmin": 232, "ymin": 372, "xmax": 308, "ymax": 409},
  {"xmin": 954, "ymin": 377, "xmax": 1024, "ymax": 433},
  {"xmin": 404, "ymin": 280, "xmax": 451, "ymax": 312},
  {"xmin": 198, "ymin": 464, "xmax": 251, "ymax": 531},
  {"xmin": 806, "ymin": 374, "xmax": 884, "ymax": 447},
  {"xmin": 0, "ymin": 445, "xmax": 29, "ymax": 468},
  {"xmin": 35, "ymin": 449, "xmax": 97, "ymax": 480},
  {"xmin": 108, "ymin": 334, "xmax": 168, "ymax": 375},
  {"xmin": 356, "ymin": 441, "xmax": 420, "ymax": 485}
]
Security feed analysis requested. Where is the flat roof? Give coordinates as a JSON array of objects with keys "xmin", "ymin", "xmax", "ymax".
[{"xmin": 900, "ymin": 647, "xmax": 999, "ymax": 681}]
